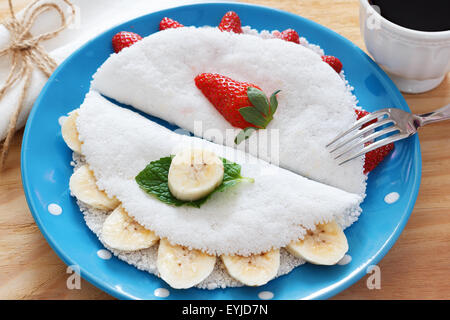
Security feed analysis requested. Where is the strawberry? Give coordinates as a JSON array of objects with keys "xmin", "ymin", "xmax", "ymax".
[
  {"xmin": 159, "ymin": 17, "xmax": 184, "ymax": 30},
  {"xmin": 354, "ymin": 109, "xmax": 393, "ymax": 173},
  {"xmin": 355, "ymin": 109, "xmax": 377, "ymax": 128},
  {"xmin": 322, "ymin": 55, "xmax": 343, "ymax": 73},
  {"xmin": 195, "ymin": 73, "xmax": 260, "ymax": 128},
  {"xmin": 273, "ymin": 29, "xmax": 300, "ymax": 44},
  {"xmin": 218, "ymin": 11, "xmax": 242, "ymax": 33},
  {"xmin": 195, "ymin": 73, "xmax": 280, "ymax": 144},
  {"xmin": 112, "ymin": 31, "xmax": 142, "ymax": 53},
  {"xmin": 364, "ymin": 142, "xmax": 394, "ymax": 174}
]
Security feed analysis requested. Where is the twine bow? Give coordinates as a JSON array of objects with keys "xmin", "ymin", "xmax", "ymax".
[{"xmin": 0, "ymin": 0, "xmax": 75, "ymax": 169}]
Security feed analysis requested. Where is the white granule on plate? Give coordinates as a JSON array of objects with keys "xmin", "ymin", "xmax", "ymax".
[
  {"xmin": 92, "ymin": 26, "xmax": 367, "ymax": 196},
  {"xmin": 76, "ymin": 91, "xmax": 362, "ymax": 256}
]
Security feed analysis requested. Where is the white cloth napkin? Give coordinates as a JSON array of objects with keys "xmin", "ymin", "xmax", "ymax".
[{"xmin": 0, "ymin": 0, "xmax": 214, "ymax": 140}]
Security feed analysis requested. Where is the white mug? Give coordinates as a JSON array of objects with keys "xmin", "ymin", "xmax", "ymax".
[{"xmin": 359, "ymin": 0, "xmax": 450, "ymax": 94}]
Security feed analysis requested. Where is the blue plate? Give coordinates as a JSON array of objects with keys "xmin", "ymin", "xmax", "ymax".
[{"xmin": 21, "ymin": 2, "xmax": 421, "ymax": 300}]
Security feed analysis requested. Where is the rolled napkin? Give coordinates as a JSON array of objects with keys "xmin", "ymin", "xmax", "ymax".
[{"xmin": 0, "ymin": 0, "xmax": 210, "ymax": 167}]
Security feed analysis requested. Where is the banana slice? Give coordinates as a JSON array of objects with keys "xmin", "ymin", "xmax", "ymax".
[
  {"xmin": 69, "ymin": 165, "xmax": 120, "ymax": 210},
  {"xmin": 101, "ymin": 206, "xmax": 159, "ymax": 251},
  {"xmin": 157, "ymin": 238, "xmax": 216, "ymax": 289},
  {"xmin": 286, "ymin": 221, "xmax": 348, "ymax": 265},
  {"xmin": 168, "ymin": 149, "xmax": 224, "ymax": 201},
  {"xmin": 61, "ymin": 109, "xmax": 82, "ymax": 153},
  {"xmin": 221, "ymin": 249, "xmax": 280, "ymax": 286}
]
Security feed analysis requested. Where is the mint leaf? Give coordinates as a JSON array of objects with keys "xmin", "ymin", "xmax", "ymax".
[
  {"xmin": 234, "ymin": 127, "xmax": 257, "ymax": 145},
  {"xmin": 135, "ymin": 157, "xmax": 185, "ymax": 207},
  {"xmin": 247, "ymin": 87, "xmax": 270, "ymax": 116},
  {"xmin": 222, "ymin": 159, "xmax": 242, "ymax": 181},
  {"xmin": 135, "ymin": 157, "xmax": 253, "ymax": 208}
]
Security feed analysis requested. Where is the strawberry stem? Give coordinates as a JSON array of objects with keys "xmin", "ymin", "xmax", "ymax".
[{"xmin": 235, "ymin": 89, "xmax": 281, "ymax": 144}]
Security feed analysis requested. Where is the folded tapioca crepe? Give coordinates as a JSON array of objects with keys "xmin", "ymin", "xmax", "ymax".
[
  {"xmin": 91, "ymin": 27, "xmax": 366, "ymax": 196},
  {"xmin": 76, "ymin": 91, "xmax": 362, "ymax": 256}
]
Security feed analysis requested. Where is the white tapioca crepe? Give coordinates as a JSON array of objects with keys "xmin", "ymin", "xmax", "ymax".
[
  {"xmin": 91, "ymin": 27, "xmax": 367, "ymax": 196},
  {"xmin": 77, "ymin": 91, "xmax": 362, "ymax": 256}
]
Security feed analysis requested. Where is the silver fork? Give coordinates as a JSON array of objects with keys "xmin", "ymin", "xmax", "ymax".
[{"xmin": 327, "ymin": 104, "xmax": 450, "ymax": 165}]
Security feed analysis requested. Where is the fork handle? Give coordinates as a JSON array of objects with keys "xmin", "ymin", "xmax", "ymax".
[{"xmin": 418, "ymin": 104, "xmax": 450, "ymax": 127}]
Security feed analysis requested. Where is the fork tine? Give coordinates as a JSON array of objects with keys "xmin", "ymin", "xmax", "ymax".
[
  {"xmin": 333, "ymin": 125, "xmax": 400, "ymax": 160},
  {"xmin": 329, "ymin": 118, "xmax": 395, "ymax": 154},
  {"xmin": 326, "ymin": 110, "xmax": 389, "ymax": 147},
  {"xmin": 338, "ymin": 132, "xmax": 410, "ymax": 165}
]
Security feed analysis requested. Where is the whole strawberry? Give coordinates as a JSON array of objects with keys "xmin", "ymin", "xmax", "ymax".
[
  {"xmin": 112, "ymin": 31, "xmax": 142, "ymax": 53},
  {"xmin": 322, "ymin": 55, "xmax": 343, "ymax": 73},
  {"xmin": 159, "ymin": 17, "xmax": 184, "ymax": 30},
  {"xmin": 273, "ymin": 29, "xmax": 300, "ymax": 44},
  {"xmin": 364, "ymin": 142, "xmax": 394, "ymax": 174},
  {"xmin": 218, "ymin": 11, "xmax": 242, "ymax": 33},
  {"xmin": 195, "ymin": 73, "xmax": 280, "ymax": 143},
  {"xmin": 195, "ymin": 73, "xmax": 260, "ymax": 128},
  {"xmin": 354, "ymin": 109, "xmax": 393, "ymax": 173},
  {"xmin": 355, "ymin": 109, "xmax": 377, "ymax": 128}
]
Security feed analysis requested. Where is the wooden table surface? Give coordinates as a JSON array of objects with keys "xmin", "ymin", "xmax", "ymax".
[{"xmin": 0, "ymin": 0, "xmax": 449, "ymax": 300}]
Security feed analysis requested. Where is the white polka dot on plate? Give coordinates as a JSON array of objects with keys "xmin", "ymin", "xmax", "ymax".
[
  {"xmin": 174, "ymin": 128, "xmax": 191, "ymax": 136},
  {"xmin": 258, "ymin": 291, "xmax": 274, "ymax": 300},
  {"xmin": 47, "ymin": 203, "xmax": 62, "ymax": 215},
  {"xmin": 384, "ymin": 192, "xmax": 400, "ymax": 204},
  {"xmin": 337, "ymin": 254, "xmax": 352, "ymax": 265},
  {"xmin": 97, "ymin": 249, "xmax": 112, "ymax": 260},
  {"xmin": 154, "ymin": 288, "xmax": 170, "ymax": 298},
  {"xmin": 58, "ymin": 115, "xmax": 68, "ymax": 126}
]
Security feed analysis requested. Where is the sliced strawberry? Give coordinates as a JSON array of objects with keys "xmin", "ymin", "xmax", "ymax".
[
  {"xmin": 218, "ymin": 11, "xmax": 242, "ymax": 33},
  {"xmin": 364, "ymin": 142, "xmax": 394, "ymax": 174},
  {"xmin": 322, "ymin": 55, "xmax": 343, "ymax": 73},
  {"xmin": 159, "ymin": 17, "xmax": 184, "ymax": 30},
  {"xmin": 273, "ymin": 29, "xmax": 300, "ymax": 44},
  {"xmin": 112, "ymin": 31, "xmax": 142, "ymax": 53}
]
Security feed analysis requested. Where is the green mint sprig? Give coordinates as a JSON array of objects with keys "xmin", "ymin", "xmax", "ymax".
[{"xmin": 135, "ymin": 156, "xmax": 254, "ymax": 208}]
